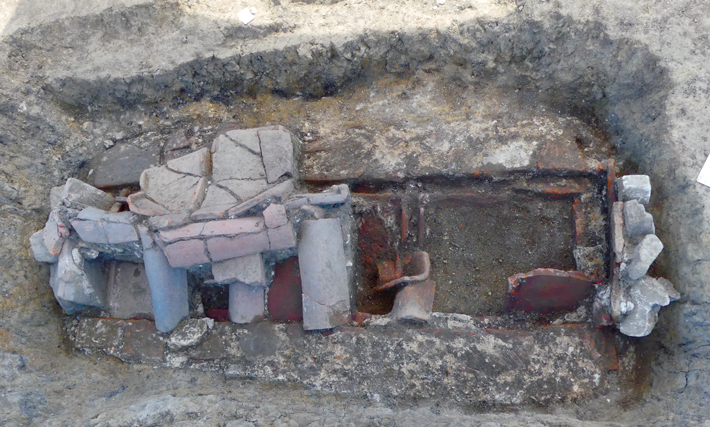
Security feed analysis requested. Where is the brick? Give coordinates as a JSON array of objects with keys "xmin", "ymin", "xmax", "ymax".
[
  {"xmin": 61, "ymin": 178, "xmax": 115, "ymax": 210},
  {"xmin": 229, "ymin": 283, "xmax": 265, "ymax": 324},
  {"xmin": 267, "ymin": 257, "xmax": 303, "ymax": 322},
  {"xmin": 162, "ymin": 239, "xmax": 210, "ymax": 268},
  {"xmin": 120, "ymin": 319, "xmax": 166, "ymax": 363},
  {"xmin": 158, "ymin": 222, "xmax": 205, "ymax": 243},
  {"xmin": 268, "ymin": 223, "xmax": 297, "ymax": 251},
  {"xmin": 166, "ymin": 147, "xmax": 211, "ymax": 177},
  {"xmin": 616, "ymin": 175, "xmax": 651, "ymax": 205},
  {"xmin": 107, "ymin": 262, "xmax": 154, "ymax": 320},
  {"xmin": 507, "ymin": 268, "xmax": 595, "ymax": 313},
  {"xmin": 212, "ymin": 253, "xmax": 266, "ymax": 286},
  {"xmin": 201, "ymin": 217, "xmax": 264, "ymax": 237},
  {"xmin": 206, "ymin": 231, "xmax": 270, "ymax": 263},
  {"xmin": 263, "ymin": 204, "xmax": 288, "ymax": 228},
  {"xmin": 258, "ymin": 128, "xmax": 294, "ymax": 183},
  {"xmin": 390, "ymin": 279, "xmax": 436, "ymax": 322}
]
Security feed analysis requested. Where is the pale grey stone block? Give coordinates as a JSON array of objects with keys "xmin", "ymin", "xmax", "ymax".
[
  {"xmin": 616, "ymin": 175, "xmax": 651, "ymax": 205},
  {"xmin": 229, "ymin": 283, "xmax": 265, "ymax": 324},
  {"xmin": 623, "ymin": 199, "xmax": 655, "ymax": 237},
  {"xmin": 619, "ymin": 276, "xmax": 680, "ymax": 337},
  {"xmin": 50, "ymin": 239, "xmax": 107, "ymax": 313},
  {"xmin": 30, "ymin": 230, "xmax": 57, "ymax": 263},
  {"xmin": 298, "ymin": 218, "xmax": 350, "ymax": 330},
  {"xmin": 61, "ymin": 178, "xmax": 115, "ymax": 210},
  {"xmin": 212, "ymin": 253, "xmax": 266, "ymax": 286},
  {"xmin": 167, "ymin": 318, "xmax": 214, "ymax": 349},
  {"xmin": 43, "ymin": 210, "xmax": 70, "ymax": 256},
  {"xmin": 626, "ymin": 234, "xmax": 664, "ymax": 280}
]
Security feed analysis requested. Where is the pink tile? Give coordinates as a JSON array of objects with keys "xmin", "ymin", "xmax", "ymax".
[{"xmin": 163, "ymin": 239, "xmax": 210, "ymax": 268}]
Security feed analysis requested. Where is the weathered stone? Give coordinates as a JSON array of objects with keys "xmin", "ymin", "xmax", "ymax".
[
  {"xmin": 573, "ymin": 245, "xmax": 606, "ymax": 279},
  {"xmin": 390, "ymin": 279, "xmax": 436, "ymax": 322},
  {"xmin": 191, "ymin": 185, "xmax": 239, "ymax": 221},
  {"xmin": 43, "ymin": 210, "xmax": 70, "ymax": 256},
  {"xmin": 201, "ymin": 217, "xmax": 265, "ymax": 237},
  {"xmin": 293, "ymin": 184, "xmax": 350, "ymax": 206},
  {"xmin": 263, "ymin": 204, "xmax": 288, "ymax": 228},
  {"xmin": 74, "ymin": 318, "xmax": 125, "ymax": 351},
  {"xmin": 593, "ymin": 285, "xmax": 613, "ymax": 327},
  {"xmin": 268, "ymin": 223, "xmax": 297, "ymax": 251},
  {"xmin": 71, "ymin": 217, "xmax": 109, "ymax": 244},
  {"xmin": 298, "ymin": 219, "xmax": 350, "ymax": 330},
  {"xmin": 141, "ymin": 166, "xmax": 202, "ymax": 213},
  {"xmin": 127, "ymin": 192, "xmax": 172, "ymax": 216},
  {"xmin": 158, "ymin": 223, "xmax": 205, "ymax": 243},
  {"xmin": 104, "ymin": 222, "xmax": 139, "ymax": 244},
  {"xmin": 619, "ymin": 276, "xmax": 680, "ymax": 337},
  {"xmin": 616, "ymin": 174, "xmax": 652, "ymax": 205},
  {"xmin": 162, "ymin": 239, "xmax": 210, "ymax": 268},
  {"xmin": 226, "ymin": 129, "xmax": 261, "ymax": 153},
  {"xmin": 206, "ymin": 231, "xmax": 270, "ymax": 263},
  {"xmin": 120, "ymin": 319, "xmax": 166, "ymax": 363},
  {"xmin": 267, "ymin": 257, "xmax": 303, "ymax": 322},
  {"xmin": 90, "ymin": 143, "xmax": 160, "ymax": 188},
  {"xmin": 166, "ymin": 147, "xmax": 211, "ymax": 177},
  {"xmin": 229, "ymin": 283, "xmax": 265, "ymax": 324},
  {"xmin": 50, "ymin": 240, "xmax": 107, "ymax": 313},
  {"xmin": 623, "ymin": 199, "xmax": 655, "ymax": 237},
  {"xmin": 625, "ymin": 234, "xmax": 664, "ymax": 280},
  {"xmin": 212, "ymin": 139, "xmax": 266, "ymax": 182},
  {"xmin": 165, "ymin": 130, "xmax": 190, "ymax": 152},
  {"xmin": 49, "ymin": 185, "xmax": 64, "ymax": 209},
  {"xmin": 139, "ymin": 227, "xmax": 189, "ymax": 333},
  {"xmin": 212, "ymin": 253, "xmax": 266, "ymax": 286},
  {"xmin": 30, "ymin": 230, "xmax": 57, "ymax": 263},
  {"xmin": 218, "ymin": 179, "xmax": 270, "ymax": 201},
  {"xmin": 167, "ymin": 318, "xmax": 214, "ymax": 350},
  {"xmin": 259, "ymin": 128, "xmax": 294, "ymax": 183},
  {"xmin": 61, "ymin": 178, "xmax": 115, "ymax": 210},
  {"xmin": 611, "ymin": 201, "xmax": 625, "ymax": 262},
  {"xmin": 507, "ymin": 268, "xmax": 595, "ymax": 313},
  {"xmin": 107, "ymin": 261, "xmax": 154, "ymax": 320},
  {"xmin": 227, "ymin": 179, "xmax": 295, "ymax": 217}
]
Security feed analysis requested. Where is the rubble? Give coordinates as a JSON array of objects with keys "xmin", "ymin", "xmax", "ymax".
[
  {"xmin": 618, "ymin": 276, "xmax": 680, "ymax": 337},
  {"xmin": 30, "ymin": 230, "xmax": 57, "ymax": 263},
  {"xmin": 61, "ymin": 178, "xmax": 115, "ymax": 210}
]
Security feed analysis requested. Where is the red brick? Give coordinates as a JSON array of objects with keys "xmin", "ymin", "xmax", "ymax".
[
  {"xmin": 163, "ymin": 239, "xmax": 210, "ymax": 268},
  {"xmin": 507, "ymin": 268, "xmax": 596, "ymax": 313},
  {"xmin": 267, "ymin": 257, "xmax": 303, "ymax": 322}
]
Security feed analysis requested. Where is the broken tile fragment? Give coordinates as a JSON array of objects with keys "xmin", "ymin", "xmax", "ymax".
[
  {"xmin": 293, "ymin": 184, "xmax": 350, "ymax": 206},
  {"xmin": 619, "ymin": 276, "xmax": 680, "ymax": 337},
  {"xmin": 218, "ymin": 179, "xmax": 270, "ymax": 201},
  {"xmin": 141, "ymin": 166, "xmax": 203, "ymax": 213},
  {"xmin": 30, "ymin": 230, "xmax": 57, "ymax": 263},
  {"xmin": 212, "ymin": 253, "xmax": 266, "ymax": 286},
  {"xmin": 212, "ymin": 139, "xmax": 266, "ymax": 182},
  {"xmin": 206, "ymin": 231, "xmax": 270, "ymax": 263},
  {"xmin": 611, "ymin": 201, "xmax": 625, "ymax": 262},
  {"xmin": 166, "ymin": 147, "xmax": 211, "ymax": 177},
  {"xmin": 43, "ymin": 210, "xmax": 70, "ymax": 256},
  {"xmin": 623, "ymin": 199, "xmax": 655, "ymax": 237},
  {"xmin": 158, "ymin": 222, "xmax": 205, "ymax": 243},
  {"xmin": 201, "ymin": 217, "xmax": 265, "ymax": 237},
  {"xmin": 507, "ymin": 268, "xmax": 596, "ymax": 313},
  {"xmin": 625, "ymin": 234, "xmax": 664, "ymax": 280},
  {"xmin": 390, "ymin": 279, "xmax": 436, "ymax": 322},
  {"xmin": 61, "ymin": 178, "xmax": 115, "ymax": 210},
  {"xmin": 263, "ymin": 204, "xmax": 288, "ymax": 228},
  {"xmin": 259, "ymin": 128, "xmax": 294, "ymax": 183},
  {"xmin": 191, "ymin": 185, "xmax": 239, "ymax": 221},
  {"xmin": 167, "ymin": 318, "xmax": 214, "ymax": 350},
  {"xmin": 227, "ymin": 179, "xmax": 295, "ymax": 217},
  {"xmin": 616, "ymin": 175, "xmax": 651, "ymax": 205},
  {"xmin": 225, "ymin": 129, "xmax": 261, "ymax": 153},
  {"xmin": 107, "ymin": 261, "xmax": 154, "ymax": 320},
  {"xmin": 50, "ymin": 240, "xmax": 107, "ymax": 313},
  {"xmin": 90, "ymin": 143, "xmax": 160, "ymax": 188},
  {"xmin": 128, "ymin": 192, "xmax": 172, "ymax": 216},
  {"xmin": 229, "ymin": 283, "xmax": 265, "ymax": 324},
  {"xmin": 298, "ymin": 219, "xmax": 350, "ymax": 330},
  {"xmin": 268, "ymin": 223, "xmax": 297, "ymax": 251},
  {"xmin": 139, "ymin": 227, "xmax": 189, "ymax": 333},
  {"xmin": 162, "ymin": 239, "xmax": 210, "ymax": 268},
  {"xmin": 268, "ymin": 257, "xmax": 303, "ymax": 322}
]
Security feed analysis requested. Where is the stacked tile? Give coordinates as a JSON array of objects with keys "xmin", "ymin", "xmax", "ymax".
[{"xmin": 609, "ymin": 174, "xmax": 680, "ymax": 337}]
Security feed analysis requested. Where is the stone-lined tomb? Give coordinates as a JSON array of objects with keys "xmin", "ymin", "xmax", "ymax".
[{"xmin": 30, "ymin": 121, "xmax": 679, "ymax": 404}]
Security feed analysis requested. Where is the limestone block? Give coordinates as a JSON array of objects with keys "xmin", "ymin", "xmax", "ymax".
[
  {"xmin": 619, "ymin": 276, "xmax": 680, "ymax": 337},
  {"xmin": 139, "ymin": 227, "xmax": 189, "ymax": 333},
  {"xmin": 259, "ymin": 128, "xmax": 294, "ymax": 183},
  {"xmin": 50, "ymin": 240, "xmax": 107, "ymax": 313},
  {"xmin": 30, "ymin": 230, "xmax": 57, "ymax": 263},
  {"xmin": 616, "ymin": 175, "xmax": 651, "ymax": 205},
  {"xmin": 166, "ymin": 147, "xmax": 211, "ymax": 176},
  {"xmin": 623, "ymin": 200, "xmax": 655, "ymax": 237},
  {"xmin": 107, "ymin": 261, "xmax": 154, "ymax": 320},
  {"xmin": 229, "ymin": 283, "xmax": 265, "ymax": 324},
  {"xmin": 212, "ymin": 253, "xmax": 266, "ymax": 286},
  {"xmin": 298, "ymin": 219, "xmax": 350, "ymax": 330},
  {"xmin": 625, "ymin": 234, "xmax": 664, "ymax": 280},
  {"xmin": 61, "ymin": 178, "xmax": 115, "ymax": 210}
]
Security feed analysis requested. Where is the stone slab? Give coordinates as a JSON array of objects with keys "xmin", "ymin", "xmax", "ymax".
[
  {"xmin": 623, "ymin": 199, "xmax": 655, "ymax": 237},
  {"xmin": 90, "ymin": 143, "xmax": 160, "ymax": 188},
  {"xmin": 120, "ymin": 319, "xmax": 166, "ymax": 363},
  {"xmin": 140, "ymin": 227, "xmax": 190, "ymax": 333},
  {"xmin": 390, "ymin": 279, "xmax": 436, "ymax": 322},
  {"xmin": 259, "ymin": 128, "xmax": 294, "ymax": 183},
  {"xmin": 61, "ymin": 178, "xmax": 115, "ymax": 210},
  {"xmin": 141, "ymin": 166, "xmax": 202, "ymax": 213},
  {"xmin": 30, "ymin": 230, "xmax": 58, "ymax": 263},
  {"xmin": 267, "ymin": 257, "xmax": 303, "ymax": 322},
  {"xmin": 166, "ymin": 147, "xmax": 211, "ymax": 177},
  {"xmin": 298, "ymin": 219, "xmax": 350, "ymax": 330},
  {"xmin": 625, "ymin": 234, "xmax": 664, "ymax": 280},
  {"xmin": 107, "ymin": 261, "xmax": 154, "ymax": 320},
  {"xmin": 616, "ymin": 175, "xmax": 651, "ymax": 205},
  {"xmin": 104, "ymin": 222, "xmax": 139, "ymax": 244},
  {"xmin": 162, "ymin": 239, "xmax": 210, "ymax": 268},
  {"xmin": 507, "ymin": 268, "xmax": 595, "ymax": 313},
  {"xmin": 206, "ymin": 231, "xmax": 270, "ymax": 263},
  {"xmin": 229, "ymin": 283, "xmax": 265, "ymax": 324},
  {"xmin": 268, "ymin": 223, "xmax": 297, "ymax": 251},
  {"xmin": 212, "ymin": 253, "xmax": 266, "ymax": 286},
  {"xmin": 263, "ymin": 204, "xmax": 288, "ymax": 228}
]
